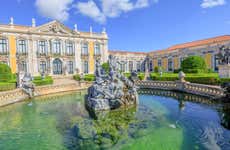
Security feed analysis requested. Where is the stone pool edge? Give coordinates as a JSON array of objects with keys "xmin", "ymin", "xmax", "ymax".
[{"xmin": 0, "ymin": 82, "xmax": 92, "ymax": 107}]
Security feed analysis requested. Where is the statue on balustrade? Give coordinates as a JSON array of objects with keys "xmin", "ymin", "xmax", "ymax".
[
  {"xmin": 86, "ymin": 55, "xmax": 138, "ymax": 111},
  {"xmin": 216, "ymin": 45, "xmax": 230, "ymax": 65}
]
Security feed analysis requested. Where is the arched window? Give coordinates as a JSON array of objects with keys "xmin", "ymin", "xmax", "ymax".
[
  {"xmin": 94, "ymin": 43, "xmax": 100, "ymax": 55},
  {"xmin": 0, "ymin": 38, "xmax": 8, "ymax": 54},
  {"xmin": 81, "ymin": 42, "xmax": 88, "ymax": 55}
]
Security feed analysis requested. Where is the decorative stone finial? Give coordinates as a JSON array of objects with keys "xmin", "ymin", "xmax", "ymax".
[
  {"xmin": 102, "ymin": 27, "xmax": 106, "ymax": 34},
  {"xmin": 90, "ymin": 26, "xmax": 92, "ymax": 35},
  {"xmin": 32, "ymin": 18, "xmax": 36, "ymax": 27},
  {"xmin": 74, "ymin": 24, "xmax": 78, "ymax": 32},
  {"xmin": 10, "ymin": 17, "xmax": 14, "ymax": 25},
  {"xmin": 178, "ymin": 71, "xmax": 186, "ymax": 82}
]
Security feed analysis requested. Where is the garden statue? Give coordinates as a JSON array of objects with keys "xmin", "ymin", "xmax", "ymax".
[
  {"xmin": 217, "ymin": 45, "xmax": 230, "ymax": 78},
  {"xmin": 86, "ymin": 55, "xmax": 138, "ymax": 111},
  {"xmin": 21, "ymin": 73, "xmax": 35, "ymax": 98},
  {"xmin": 178, "ymin": 71, "xmax": 186, "ymax": 82}
]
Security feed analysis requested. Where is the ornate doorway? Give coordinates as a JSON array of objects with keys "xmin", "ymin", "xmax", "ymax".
[{"xmin": 53, "ymin": 58, "xmax": 62, "ymax": 75}]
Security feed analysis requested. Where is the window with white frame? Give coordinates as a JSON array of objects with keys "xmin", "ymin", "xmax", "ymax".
[
  {"xmin": 66, "ymin": 41, "xmax": 74, "ymax": 55},
  {"xmin": 136, "ymin": 61, "xmax": 141, "ymax": 72},
  {"xmin": 21, "ymin": 61, "xmax": 27, "ymax": 72},
  {"xmin": 53, "ymin": 40, "xmax": 61, "ymax": 54},
  {"xmin": 81, "ymin": 43, "xmax": 88, "ymax": 55},
  {"xmin": 38, "ymin": 41, "xmax": 47, "ymax": 54},
  {"xmin": 158, "ymin": 59, "xmax": 162, "ymax": 67},
  {"xmin": 0, "ymin": 38, "xmax": 8, "ymax": 54},
  {"xmin": 129, "ymin": 61, "xmax": 133, "ymax": 72},
  {"xmin": 18, "ymin": 39, "xmax": 27, "ymax": 54},
  {"xmin": 83, "ymin": 61, "xmax": 88, "ymax": 73},
  {"xmin": 40, "ymin": 61, "xmax": 46, "ymax": 73},
  {"xmin": 168, "ymin": 58, "xmax": 173, "ymax": 71},
  {"xmin": 67, "ymin": 61, "xmax": 74, "ymax": 74},
  {"xmin": 94, "ymin": 43, "xmax": 100, "ymax": 55}
]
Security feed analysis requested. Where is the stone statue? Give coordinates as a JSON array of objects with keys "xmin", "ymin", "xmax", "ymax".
[
  {"xmin": 216, "ymin": 45, "xmax": 230, "ymax": 65},
  {"xmin": 86, "ymin": 55, "xmax": 138, "ymax": 111},
  {"xmin": 21, "ymin": 73, "xmax": 35, "ymax": 98}
]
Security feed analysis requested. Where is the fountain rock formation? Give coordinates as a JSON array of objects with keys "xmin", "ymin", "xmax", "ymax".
[{"xmin": 86, "ymin": 55, "xmax": 138, "ymax": 111}]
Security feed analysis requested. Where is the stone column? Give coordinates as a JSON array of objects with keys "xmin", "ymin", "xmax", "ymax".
[{"xmin": 75, "ymin": 39, "xmax": 81, "ymax": 73}]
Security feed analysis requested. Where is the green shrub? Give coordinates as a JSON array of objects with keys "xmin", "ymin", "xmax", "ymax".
[
  {"xmin": 33, "ymin": 76, "xmax": 53, "ymax": 86},
  {"xmin": 0, "ymin": 82, "xmax": 16, "ymax": 91},
  {"xmin": 219, "ymin": 78, "xmax": 230, "ymax": 84},
  {"xmin": 181, "ymin": 56, "xmax": 207, "ymax": 73},
  {"xmin": 154, "ymin": 66, "xmax": 159, "ymax": 73},
  {"xmin": 84, "ymin": 74, "xmax": 95, "ymax": 81},
  {"xmin": 185, "ymin": 77, "xmax": 219, "ymax": 85},
  {"xmin": 124, "ymin": 73, "xmax": 131, "ymax": 78},
  {"xmin": 73, "ymin": 74, "xmax": 81, "ymax": 81},
  {"xmin": 173, "ymin": 68, "xmax": 182, "ymax": 73},
  {"xmin": 0, "ymin": 63, "xmax": 13, "ymax": 82},
  {"xmin": 102, "ymin": 62, "xmax": 109, "ymax": 74},
  {"xmin": 138, "ymin": 73, "xmax": 145, "ymax": 80}
]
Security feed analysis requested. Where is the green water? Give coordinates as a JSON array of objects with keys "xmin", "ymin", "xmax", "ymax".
[{"xmin": 0, "ymin": 90, "xmax": 229, "ymax": 150}]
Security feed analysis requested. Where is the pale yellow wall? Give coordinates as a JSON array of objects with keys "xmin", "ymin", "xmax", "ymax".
[
  {"xmin": 8, "ymin": 35, "xmax": 17, "ymax": 73},
  {"xmin": 89, "ymin": 42, "xmax": 95, "ymax": 73},
  {"xmin": 153, "ymin": 59, "xmax": 158, "ymax": 68},
  {"xmin": 204, "ymin": 53, "xmax": 212, "ymax": 69},
  {"xmin": 173, "ymin": 57, "xmax": 179, "ymax": 69},
  {"xmin": 162, "ymin": 58, "xmax": 167, "ymax": 71}
]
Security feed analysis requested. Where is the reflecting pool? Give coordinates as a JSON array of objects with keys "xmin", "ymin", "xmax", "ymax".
[{"xmin": 0, "ymin": 90, "xmax": 230, "ymax": 150}]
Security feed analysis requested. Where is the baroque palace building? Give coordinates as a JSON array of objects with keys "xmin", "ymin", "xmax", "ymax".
[
  {"xmin": 109, "ymin": 35, "xmax": 230, "ymax": 73},
  {"xmin": 0, "ymin": 18, "xmax": 230, "ymax": 76},
  {"xmin": 0, "ymin": 19, "xmax": 108, "ymax": 76}
]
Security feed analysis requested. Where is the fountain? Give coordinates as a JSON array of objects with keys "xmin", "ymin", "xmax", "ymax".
[{"xmin": 86, "ymin": 55, "xmax": 138, "ymax": 111}]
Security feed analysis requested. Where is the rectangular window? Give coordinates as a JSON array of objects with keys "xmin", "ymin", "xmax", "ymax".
[
  {"xmin": 68, "ymin": 61, "xmax": 74, "ymax": 74},
  {"xmin": 21, "ymin": 61, "xmax": 27, "ymax": 72},
  {"xmin": 129, "ymin": 61, "xmax": 133, "ymax": 72},
  {"xmin": 0, "ymin": 39, "xmax": 7, "ymax": 54},
  {"xmin": 94, "ymin": 43, "xmax": 100, "ymax": 55},
  {"xmin": 40, "ymin": 61, "xmax": 46, "ymax": 73},
  {"xmin": 82, "ymin": 43, "xmax": 88, "ymax": 55},
  {"xmin": 214, "ymin": 55, "xmax": 219, "ymax": 71},
  {"xmin": 53, "ymin": 40, "xmax": 61, "ymax": 54},
  {"xmin": 168, "ymin": 58, "xmax": 173, "ymax": 71},
  {"xmin": 149, "ymin": 61, "xmax": 153, "ymax": 72},
  {"xmin": 120, "ymin": 61, "xmax": 126, "ymax": 72},
  {"xmin": 66, "ymin": 42, "xmax": 74, "ymax": 55},
  {"xmin": 83, "ymin": 61, "xmax": 88, "ymax": 73},
  {"xmin": 136, "ymin": 61, "xmax": 141, "ymax": 72},
  {"xmin": 39, "ymin": 41, "xmax": 46, "ymax": 54},
  {"xmin": 18, "ymin": 40, "xmax": 27, "ymax": 54},
  {"xmin": 158, "ymin": 59, "xmax": 162, "ymax": 67}
]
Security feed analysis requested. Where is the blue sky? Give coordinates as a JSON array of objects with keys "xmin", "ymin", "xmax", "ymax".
[{"xmin": 0, "ymin": 0, "xmax": 229, "ymax": 52}]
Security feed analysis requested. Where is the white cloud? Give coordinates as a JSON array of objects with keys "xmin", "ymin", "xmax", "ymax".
[
  {"xmin": 75, "ymin": 1, "xmax": 106, "ymax": 23},
  {"xmin": 35, "ymin": 0, "xmax": 73, "ymax": 22},
  {"xmin": 74, "ymin": 0, "xmax": 157, "ymax": 24},
  {"xmin": 201, "ymin": 0, "xmax": 226, "ymax": 8}
]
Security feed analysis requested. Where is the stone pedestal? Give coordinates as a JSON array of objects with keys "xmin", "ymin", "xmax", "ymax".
[{"xmin": 219, "ymin": 65, "xmax": 230, "ymax": 78}]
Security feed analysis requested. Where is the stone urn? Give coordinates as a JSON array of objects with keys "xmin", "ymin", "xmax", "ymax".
[{"xmin": 178, "ymin": 71, "xmax": 186, "ymax": 82}]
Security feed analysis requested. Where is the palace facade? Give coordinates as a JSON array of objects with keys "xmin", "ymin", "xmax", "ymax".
[
  {"xmin": 1, "ymin": 19, "xmax": 230, "ymax": 76},
  {"xmin": 0, "ymin": 19, "xmax": 108, "ymax": 76},
  {"xmin": 109, "ymin": 35, "xmax": 230, "ymax": 72}
]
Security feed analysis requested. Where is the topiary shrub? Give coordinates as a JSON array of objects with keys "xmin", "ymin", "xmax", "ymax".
[
  {"xmin": 138, "ymin": 73, "xmax": 145, "ymax": 80},
  {"xmin": 0, "ymin": 63, "xmax": 12, "ymax": 82},
  {"xmin": 154, "ymin": 66, "xmax": 159, "ymax": 73},
  {"xmin": 84, "ymin": 74, "xmax": 95, "ymax": 81},
  {"xmin": 73, "ymin": 74, "xmax": 81, "ymax": 81},
  {"xmin": 33, "ymin": 76, "xmax": 53, "ymax": 86},
  {"xmin": 0, "ymin": 82, "xmax": 16, "ymax": 91},
  {"xmin": 181, "ymin": 56, "xmax": 207, "ymax": 73}
]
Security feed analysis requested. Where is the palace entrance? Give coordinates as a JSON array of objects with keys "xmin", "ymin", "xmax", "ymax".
[{"xmin": 53, "ymin": 58, "xmax": 62, "ymax": 75}]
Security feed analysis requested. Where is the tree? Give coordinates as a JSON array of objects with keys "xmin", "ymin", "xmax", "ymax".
[{"xmin": 181, "ymin": 56, "xmax": 207, "ymax": 73}]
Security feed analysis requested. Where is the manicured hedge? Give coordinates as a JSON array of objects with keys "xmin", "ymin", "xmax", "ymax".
[
  {"xmin": 138, "ymin": 73, "xmax": 145, "ymax": 80},
  {"xmin": 73, "ymin": 74, "xmax": 81, "ymax": 81},
  {"xmin": 33, "ymin": 76, "xmax": 53, "ymax": 86},
  {"xmin": 83, "ymin": 74, "xmax": 95, "ymax": 81},
  {"xmin": 0, "ymin": 82, "xmax": 16, "ymax": 91},
  {"xmin": 0, "ymin": 63, "xmax": 13, "ymax": 82}
]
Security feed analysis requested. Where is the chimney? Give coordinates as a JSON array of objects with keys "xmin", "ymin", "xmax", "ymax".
[
  {"xmin": 32, "ymin": 18, "xmax": 36, "ymax": 27},
  {"xmin": 74, "ymin": 24, "xmax": 78, "ymax": 32},
  {"xmin": 102, "ymin": 27, "xmax": 106, "ymax": 34}
]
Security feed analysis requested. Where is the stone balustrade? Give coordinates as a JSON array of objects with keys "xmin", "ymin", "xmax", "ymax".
[
  {"xmin": 136, "ymin": 80, "xmax": 225, "ymax": 99},
  {"xmin": 0, "ymin": 81, "xmax": 92, "ymax": 107}
]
